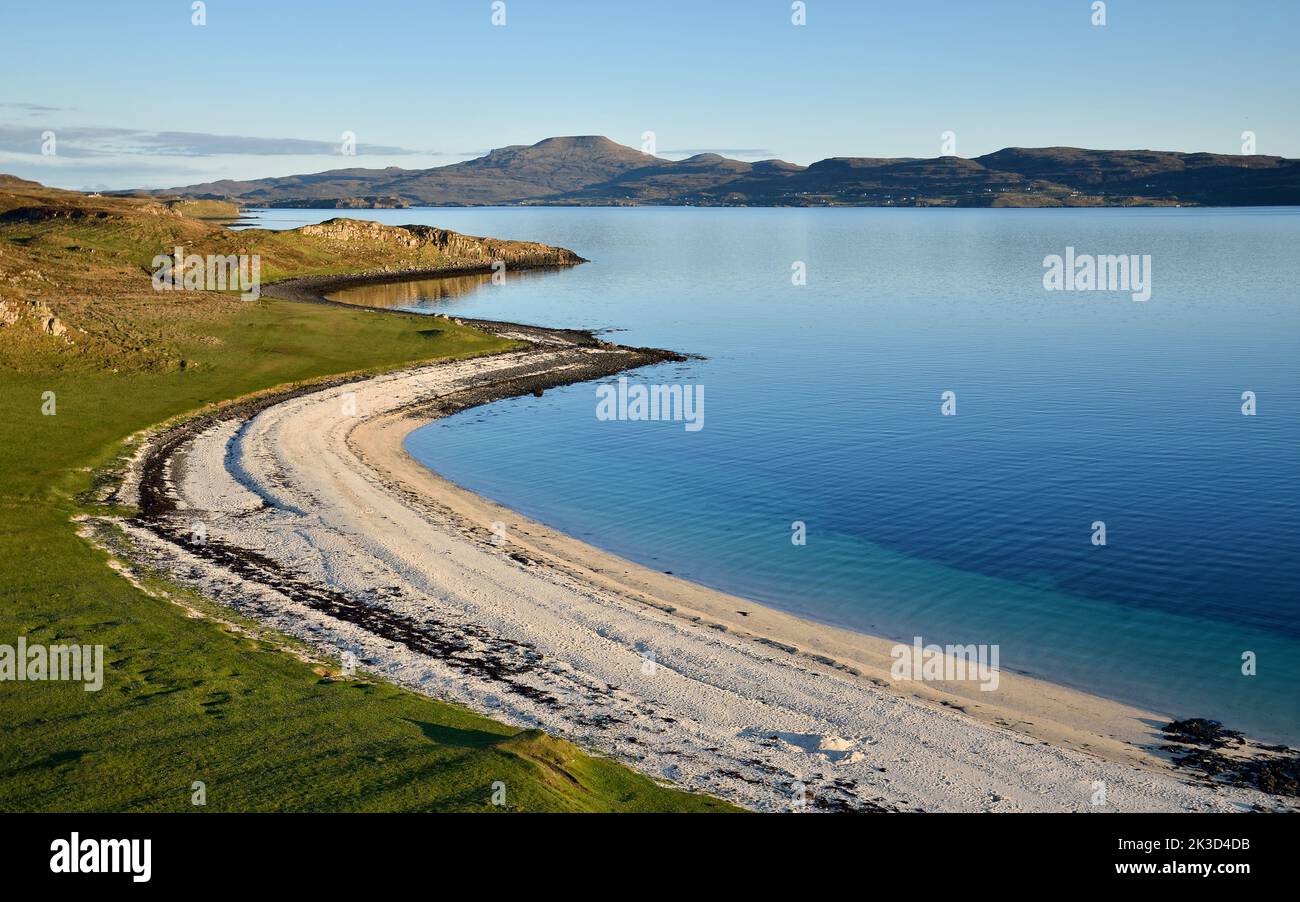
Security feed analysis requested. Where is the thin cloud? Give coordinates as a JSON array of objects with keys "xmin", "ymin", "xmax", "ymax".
[
  {"xmin": 0, "ymin": 125, "xmax": 135, "ymax": 158},
  {"xmin": 142, "ymin": 131, "xmax": 430, "ymax": 157},
  {"xmin": 0, "ymin": 101, "xmax": 73, "ymax": 114},
  {"xmin": 0, "ymin": 124, "xmax": 434, "ymax": 158}
]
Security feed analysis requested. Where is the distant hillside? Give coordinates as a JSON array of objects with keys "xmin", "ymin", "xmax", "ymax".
[
  {"xmin": 149, "ymin": 136, "xmax": 660, "ymax": 207},
  {"xmin": 140, "ymin": 136, "xmax": 1300, "ymax": 208}
]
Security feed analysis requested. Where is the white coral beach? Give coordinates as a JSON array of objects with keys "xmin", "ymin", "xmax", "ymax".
[{"xmin": 110, "ymin": 335, "xmax": 1284, "ymax": 813}]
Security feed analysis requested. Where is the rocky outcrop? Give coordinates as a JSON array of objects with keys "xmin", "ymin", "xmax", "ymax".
[
  {"xmin": 0, "ymin": 204, "xmax": 114, "ymax": 224},
  {"xmin": 297, "ymin": 218, "xmax": 586, "ymax": 266},
  {"xmin": 0, "ymin": 297, "xmax": 69, "ymax": 338},
  {"xmin": 37, "ymin": 303, "xmax": 67, "ymax": 336},
  {"xmin": 0, "ymin": 201, "xmax": 181, "ymax": 224}
]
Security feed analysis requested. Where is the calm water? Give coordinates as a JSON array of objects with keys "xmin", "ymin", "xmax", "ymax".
[{"xmin": 249, "ymin": 206, "xmax": 1300, "ymax": 743}]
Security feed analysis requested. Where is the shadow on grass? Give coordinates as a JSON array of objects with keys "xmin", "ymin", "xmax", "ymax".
[
  {"xmin": 22, "ymin": 748, "xmax": 88, "ymax": 772},
  {"xmin": 404, "ymin": 718, "xmax": 509, "ymax": 751}
]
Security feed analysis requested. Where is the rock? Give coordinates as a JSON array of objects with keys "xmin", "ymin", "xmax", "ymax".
[
  {"xmin": 818, "ymin": 735, "xmax": 857, "ymax": 753},
  {"xmin": 296, "ymin": 218, "xmax": 585, "ymax": 266},
  {"xmin": 8, "ymin": 301, "xmax": 71, "ymax": 337},
  {"xmin": 30, "ymin": 302, "xmax": 67, "ymax": 336}
]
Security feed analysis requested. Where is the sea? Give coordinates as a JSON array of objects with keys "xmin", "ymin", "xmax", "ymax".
[{"xmin": 241, "ymin": 205, "xmax": 1300, "ymax": 744}]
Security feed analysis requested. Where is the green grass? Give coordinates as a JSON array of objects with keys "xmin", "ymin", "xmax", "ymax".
[
  {"xmin": 0, "ymin": 296, "xmax": 734, "ymax": 812},
  {"xmin": 164, "ymin": 198, "xmax": 242, "ymax": 220}
]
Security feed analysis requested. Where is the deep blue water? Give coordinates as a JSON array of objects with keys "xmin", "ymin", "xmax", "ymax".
[{"xmin": 247, "ymin": 206, "xmax": 1300, "ymax": 744}]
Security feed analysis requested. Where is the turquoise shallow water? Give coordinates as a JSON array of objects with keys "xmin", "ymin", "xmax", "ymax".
[{"xmin": 249, "ymin": 206, "xmax": 1300, "ymax": 744}]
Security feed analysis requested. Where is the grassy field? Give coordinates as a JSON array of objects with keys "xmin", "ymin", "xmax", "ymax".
[
  {"xmin": 0, "ymin": 180, "xmax": 734, "ymax": 812},
  {"xmin": 161, "ymin": 197, "xmax": 243, "ymax": 220}
]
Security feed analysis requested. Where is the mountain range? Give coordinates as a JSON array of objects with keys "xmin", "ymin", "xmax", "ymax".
[{"xmin": 140, "ymin": 135, "xmax": 1300, "ymax": 208}]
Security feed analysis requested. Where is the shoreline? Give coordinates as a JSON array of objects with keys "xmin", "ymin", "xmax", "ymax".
[
  {"xmin": 264, "ymin": 262, "xmax": 587, "ymax": 312},
  {"xmin": 362, "ymin": 408, "xmax": 1175, "ymax": 767},
  {"xmin": 98, "ymin": 274, "xmax": 1293, "ymax": 812}
]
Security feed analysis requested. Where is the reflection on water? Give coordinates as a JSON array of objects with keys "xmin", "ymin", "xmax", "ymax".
[{"xmin": 326, "ymin": 268, "xmax": 557, "ymax": 311}]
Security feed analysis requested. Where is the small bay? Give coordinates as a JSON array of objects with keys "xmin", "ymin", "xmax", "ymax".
[{"xmin": 248, "ymin": 205, "xmax": 1300, "ymax": 744}]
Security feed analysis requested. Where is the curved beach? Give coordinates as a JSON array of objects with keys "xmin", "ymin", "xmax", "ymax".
[{"xmin": 105, "ymin": 294, "xmax": 1287, "ymax": 812}]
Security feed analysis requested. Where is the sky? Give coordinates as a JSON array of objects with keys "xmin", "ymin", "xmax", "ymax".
[{"xmin": 1, "ymin": 0, "xmax": 1297, "ymax": 190}]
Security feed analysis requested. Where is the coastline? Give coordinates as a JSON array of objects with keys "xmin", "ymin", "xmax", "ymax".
[
  {"xmin": 263, "ymin": 263, "xmax": 586, "ymax": 311},
  {"xmin": 361, "ymin": 408, "xmax": 1178, "ymax": 768},
  {"xmin": 96, "ymin": 273, "xmax": 1293, "ymax": 812}
]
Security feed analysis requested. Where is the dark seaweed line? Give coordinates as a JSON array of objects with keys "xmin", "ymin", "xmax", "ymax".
[{"xmin": 126, "ymin": 325, "xmax": 684, "ymax": 709}]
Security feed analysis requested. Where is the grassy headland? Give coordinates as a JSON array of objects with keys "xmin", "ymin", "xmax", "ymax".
[{"xmin": 0, "ymin": 178, "xmax": 732, "ymax": 812}]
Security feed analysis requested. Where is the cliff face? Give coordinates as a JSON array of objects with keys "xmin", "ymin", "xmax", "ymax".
[{"xmin": 296, "ymin": 218, "xmax": 586, "ymax": 267}]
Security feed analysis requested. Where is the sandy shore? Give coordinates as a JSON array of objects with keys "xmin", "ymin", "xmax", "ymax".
[{"xmin": 103, "ymin": 308, "xmax": 1289, "ymax": 812}]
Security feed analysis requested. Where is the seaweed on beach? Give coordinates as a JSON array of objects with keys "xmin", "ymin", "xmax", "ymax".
[
  {"xmin": 1163, "ymin": 718, "xmax": 1244, "ymax": 748},
  {"xmin": 1160, "ymin": 719, "xmax": 1300, "ymax": 800}
]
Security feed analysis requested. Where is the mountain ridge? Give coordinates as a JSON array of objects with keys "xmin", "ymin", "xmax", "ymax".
[{"xmin": 131, "ymin": 135, "xmax": 1300, "ymax": 208}]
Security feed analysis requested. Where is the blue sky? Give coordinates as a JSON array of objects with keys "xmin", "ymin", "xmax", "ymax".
[{"xmin": 1, "ymin": 0, "xmax": 1297, "ymax": 189}]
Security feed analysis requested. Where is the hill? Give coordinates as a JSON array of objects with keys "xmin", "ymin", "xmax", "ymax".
[{"xmin": 139, "ymin": 136, "xmax": 1300, "ymax": 208}]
